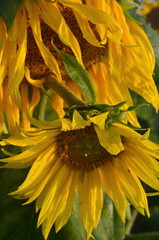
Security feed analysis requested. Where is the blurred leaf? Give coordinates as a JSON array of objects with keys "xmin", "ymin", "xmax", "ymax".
[{"xmin": 0, "ymin": 0, "xmax": 23, "ymax": 30}]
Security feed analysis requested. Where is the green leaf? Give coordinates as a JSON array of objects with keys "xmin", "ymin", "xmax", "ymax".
[
  {"xmin": 55, "ymin": 195, "xmax": 87, "ymax": 240},
  {"xmin": 55, "ymin": 193, "xmax": 125, "ymax": 240},
  {"xmin": 52, "ymin": 43, "xmax": 96, "ymax": 104},
  {"xmin": 0, "ymin": 0, "xmax": 23, "ymax": 30}
]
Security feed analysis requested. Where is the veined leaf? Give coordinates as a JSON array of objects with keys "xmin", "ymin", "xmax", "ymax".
[{"xmin": 52, "ymin": 42, "xmax": 96, "ymax": 104}]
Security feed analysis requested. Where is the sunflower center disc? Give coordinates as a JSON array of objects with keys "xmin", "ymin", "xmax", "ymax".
[
  {"xmin": 57, "ymin": 126, "xmax": 111, "ymax": 171},
  {"xmin": 26, "ymin": 3, "xmax": 105, "ymax": 79}
]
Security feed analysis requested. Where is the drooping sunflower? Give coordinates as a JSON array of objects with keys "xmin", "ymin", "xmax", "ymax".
[
  {"xmin": 24, "ymin": 0, "xmax": 159, "ymax": 124},
  {"xmin": 0, "ymin": 0, "xmax": 158, "ymax": 130},
  {"xmin": 1, "ymin": 110, "xmax": 159, "ymax": 239},
  {"xmin": 1, "ymin": 0, "xmax": 122, "ymax": 97},
  {"xmin": 0, "ymin": 0, "xmax": 121, "ymax": 131}
]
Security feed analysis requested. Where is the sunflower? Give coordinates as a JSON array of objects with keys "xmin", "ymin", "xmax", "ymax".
[
  {"xmin": 1, "ymin": 110, "xmax": 159, "ymax": 239},
  {"xmin": 25, "ymin": 0, "xmax": 159, "ymax": 125},
  {"xmin": 0, "ymin": 0, "xmax": 158, "ymax": 130},
  {"xmin": 138, "ymin": 0, "xmax": 159, "ymax": 31},
  {"xmin": 0, "ymin": 0, "xmax": 121, "ymax": 131},
  {"xmin": 1, "ymin": 0, "xmax": 121, "ymax": 96}
]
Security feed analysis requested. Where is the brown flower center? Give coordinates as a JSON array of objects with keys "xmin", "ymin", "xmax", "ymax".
[
  {"xmin": 26, "ymin": 3, "xmax": 105, "ymax": 79},
  {"xmin": 57, "ymin": 125, "xmax": 111, "ymax": 172}
]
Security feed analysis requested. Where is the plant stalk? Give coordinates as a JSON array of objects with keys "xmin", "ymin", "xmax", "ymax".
[
  {"xmin": 45, "ymin": 75, "xmax": 86, "ymax": 107},
  {"xmin": 125, "ymin": 232, "xmax": 159, "ymax": 240}
]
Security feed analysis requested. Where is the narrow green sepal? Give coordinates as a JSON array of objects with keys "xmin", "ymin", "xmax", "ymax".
[
  {"xmin": 126, "ymin": 104, "xmax": 149, "ymax": 112},
  {"xmin": 51, "ymin": 42, "xmax": 96, "ymax": 104},
  {"xmin": 90, "ymin": 101, "xmax": 127, "ymax": 113},
  {"xmin": 114, "ymin": 104, "xmax": 149, "ymax": 122},
  {"xmin": 64, "ymin": 101, "xmax": 127, "ymax": 118}
]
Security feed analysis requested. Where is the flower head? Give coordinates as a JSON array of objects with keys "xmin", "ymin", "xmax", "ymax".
[
  {"xmin": 0, "ymin": 0, "xmax": 158, "ymax": 131},
  {"xmin": 0, "ymin": 0, "xmax": 122, "ymax": 131},
  {"xmin": 1, "ymin": 0, "xmax": 121, "ymax": 93},
  {"xmin": 1, "ymin": 110, "xmax": 159, "ymax": 239}
]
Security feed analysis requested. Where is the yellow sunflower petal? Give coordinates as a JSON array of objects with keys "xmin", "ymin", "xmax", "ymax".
[
  {"xmin": 0, "ymin": 128, "xmax": 58, "ymax": 146},
  {"xmin": 126, "ymin": 140, "xmax": 159, "ymax": 176},
  {"xmin": 111, "ymin": 123, "xmax": 142, "ymax": 139},
  {"xmin": 0, "ymin": 141, "xmax": 51, "ymax": 168},
  {"xmin": 25, "ymin": 0, "xmax": 62, "ymax": 81},
  {"xmin": 89, "ymin": 58, "xmax": 140, "ymax": 127},
  {"xmin": 124, "ymin": 19, "xmax": 159, "ymax": 110},
  {"xmin": 6, "ymin": 5, "xmax": 27, "ymax": 96},
  {"xmin": 0, "ymin": 86, "xmax": 4, "ymax": 133},
  {"xmin": 15, "ymin": 145, "xmax": 57, "ymax": 194},
  {"xmin": 72, "ymin": 110, "xmax": 90, "ymax": 130},
  {"xmin": 55, "ymin": 171, "xmax": 79, "ymax": 232},
  {"xmin": 0, "ymin": 19, "xmax": 7, "ymax": 85},
  {"xmin": 51, "ymin": 93, "xmax": 65, "ymax": 117},
  {"xmin": 25, "ymin": 67, "xmax": 45, "ymax": 88},
  {"xmin": 58, "ymin": 0, "xmax": 119, "ymax": 26},
  {"xmin": 95, "ymin": 126, "xmax": 124, "ymax": 155},
  {"xmin": 22, "ymin": 160, "xmax": 59, "ymax": 204},
  {"xmin": 124, "ymin": 149, "xmax": 159, "ymax": 191},
  {"xmin": 78, "ymin": 169, "xmax": 103, "ymax": 239},
  {"xmin": 61, "ymin": 117, "xmax": 72, "ymax": 131},
  {"xmin": 58, "ymin": 0, "xmax": 121, "ymax": 43},
  {"xmin": 100, "ymin": 163, "xmax": 127, "ymax": 221},
  {"xmin": 39, "ymin": 165, "xmax": 73, "ymax": 239},
  {"xmin": 38, "ymin": 0, "xmax": 83, "ymax": 66},
  {"xmin": 88, "ymin": 112, "xmax": 109, "ymax": 130},
  {"xmin": 114, "ymin": 156, "xmax": 149, "ymax": 216},
  {"xmin": 73, "ymin": 10, "xmax": 102, "ymax": 47},
  {"xmin": 27, "ymin": 109, "xmax": 62, "ymax": 129}
]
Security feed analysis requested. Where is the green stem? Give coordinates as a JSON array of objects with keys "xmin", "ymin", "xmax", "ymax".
[
  {"xmin": 125, "ymin": 232, "xmax": 159, "ymax": 240},
  {"xmin": 45, "ymin": 75, "xmax": 86, "ymax": 107},
  {"xmin": 125, "ymin": 209, "xmax": 138, "ymax": 235},
  {"xmin": 38, "ymin": 90, "xmax": 49, "ymax": 120}
]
